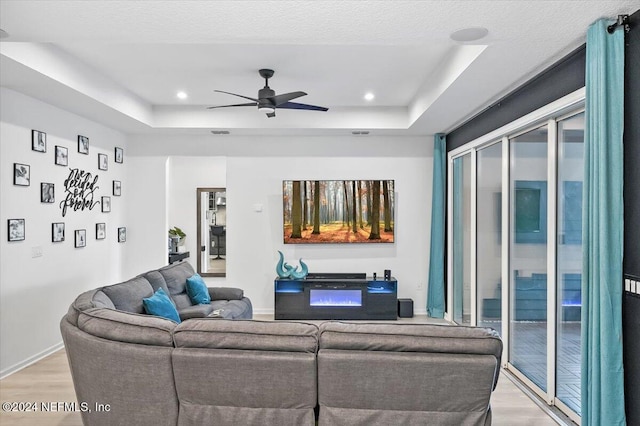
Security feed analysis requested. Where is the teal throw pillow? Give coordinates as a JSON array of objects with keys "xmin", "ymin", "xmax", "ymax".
[
  {"xmin": 186, "ymin": 273, "xmax": 211, "ymax": 305},
  {"xmin": 143, "ymin": 288, "xmax": 181, "ymax": 323}
]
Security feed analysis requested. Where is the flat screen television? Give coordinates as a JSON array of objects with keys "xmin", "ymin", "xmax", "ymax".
[{"xmin": 283, "ymin": 180, "xmax": 394, "ymax": 244}]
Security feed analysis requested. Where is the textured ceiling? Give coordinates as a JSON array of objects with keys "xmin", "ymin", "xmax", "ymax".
[{"xmin": 1, "ymin": 0, "xmax": 637, "ymax": 136}]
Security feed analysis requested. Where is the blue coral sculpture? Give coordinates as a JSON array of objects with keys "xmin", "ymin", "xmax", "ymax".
[{"xmin": 276, "ymin": 251, "xmax": 308, "ymax": 279}]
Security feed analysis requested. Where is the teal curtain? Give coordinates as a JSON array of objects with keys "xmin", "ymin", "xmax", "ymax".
[
  {"xmin": 427, "ymin": 133, "xmax": 446, "ymax": 318},
  {"xmin": 582, "ymin": 19, "xmax": 626, "ymax": 426}
]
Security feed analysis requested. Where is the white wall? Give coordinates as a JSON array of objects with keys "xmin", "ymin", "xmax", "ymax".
[
  {"xmin": 227, "ymin": 155, "xmax": 431, "ymax": 314},
  {"xmin": 121, "ymin": 156, "xmax": 168, "ymax": 278},
  {"xmin": 167, "ymin": 156, "xmax": 226, "ymax": 281},
  {"xmin": 0, "ymin": 88, "xmax": 128, "ymax": 376},
  {"xmin": 128, "ymin": 135, "xmax": 434, "ymax": 314}
]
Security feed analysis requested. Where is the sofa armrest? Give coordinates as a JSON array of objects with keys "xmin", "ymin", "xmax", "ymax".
[{"xmin": 208, "ymin": 287, "xmax": 244, "ymax": 300}]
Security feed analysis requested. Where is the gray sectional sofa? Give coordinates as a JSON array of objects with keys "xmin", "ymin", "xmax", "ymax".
[
  {"xmin": 61, "ymin": 262, "xmax": 503, "ymax": 426},
  {"xmin": 86, "ymin": 261, "xmax": 253, "ymax": 321}
]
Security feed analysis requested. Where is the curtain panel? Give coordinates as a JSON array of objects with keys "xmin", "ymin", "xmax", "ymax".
[
  {"xmin": 581, "ymin": 18, "xmax": 626, "ymax": 426},
  {"xmin": 427, "ymin": 134, "xmax": 446, "ymax": 318}
]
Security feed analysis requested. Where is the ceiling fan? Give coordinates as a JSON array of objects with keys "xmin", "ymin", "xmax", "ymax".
[{"xmin": 207, "ymin": 69, "xmax": 329, "ymax": 118}]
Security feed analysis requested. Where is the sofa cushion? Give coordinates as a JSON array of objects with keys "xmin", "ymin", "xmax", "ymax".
[
  {"xmin": 186, "ymin": 274, "xmax": 211, "ymax": 305},
  {"xmin": 102, "ymin": 276, "xmax": 154, "ymax": 314},
  {"xmin": 208, "ymin": 287, "xmax": 244, "ymax": 301},
  {"xmin": 210, "ymin": 299, "xmax": 252, "ymax": 319},
  {"xmin": 77, "ymin": 308, "xmax": 176, "ymax": 346},
  {"xmin": 173, "ymin": 319, "xmax": 319, "ymax": 353},
  {"xmin": 319, "ymin": 322, "xmax": 503, "ymax": 390},
  {"xmin": 158, "ymin": 262, "xmax": 196, "ymax": 309},
  {"xmin": 92, "ymin": 290, "xmax": 116, "ymax": 309},
  {"xmin": 67, "ymin": 289, "xmax": 105, "ymax": 326},
  {"xmin": 143, "ymin": 270, "xmax": 171, "ymax": 295},
  {"xmin": 178, "ymin": 304, "xmax": 214, "ymax": 320},
  {"xmin": 143, "ymin": 288, "xmax": 181, "ymax": 323},
  {"xmin": 319, "ymin": 322, "xmax": 502, "ymax": 359}
]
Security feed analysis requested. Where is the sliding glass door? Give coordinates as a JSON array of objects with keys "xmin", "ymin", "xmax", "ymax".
[
  {"xmin": 509, "ymin": 125, "xmax": 549, "ymax": 392},
  {"xmin": 452, "ymin": 154, "xmax": 471, "ymax": 325},
  {"xmin": 555, "ymin": 112, "xmax": 584, "ymax": 415},
  {"xmin": 477, "ymin": 142, "xmax": 503, "ymax": 331},
  {"xmin": 447, "ymin": 98, "xmax": 584, "ymax": 422}
]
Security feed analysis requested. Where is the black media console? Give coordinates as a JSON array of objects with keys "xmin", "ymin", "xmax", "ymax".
[{"xmin": 274, "ymin": 273, "xmax": 397, "ymax": 320}]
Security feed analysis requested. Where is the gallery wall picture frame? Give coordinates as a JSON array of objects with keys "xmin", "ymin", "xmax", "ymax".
[
  {"xmin": 115, "ymin": 147, "xmax": 124, "ymax": 164},
  {"xmin": 98, "ymin": 153, "xmax": 108, "ymax": 171},
  {"xmin": 75, "ymin": 229, "xmax": 87, "ymax": 248},
  {"xmin": 55, "ymin": 146, "xmax": 68, "ymax": 166},
  {"xmin": 118, "ymin": 227, "xmax": 127, "ymax": 243},
  {"xmin": 8, "ymin": 219, "xmax": 25, "ymax": 242},
  {"xmin": 101, "ymin": 196, "xmax": 111, "ymax": 212},
  {"xmin": 41, "ymin": 182, "xmax": 55, "ymax": 203},
  {"xmin": 96, "ymin": 223, "xmax": 106, "ymax": 240},
  {"xmin": 78, "ymin": 135, "xmax": 89, "ymax": 154},
  {"xmin": 113, "ymin": 180, "xmax": 121, "ymax": 196},
  {"xmin": 52, "ymin": 222, "xmax": 65, "ymax": 242},
  {"xmin": 32, "ymin": 130, "xmax": 46, "ymax": 153},
  {"xmin": 13, "ymin": 163, "xmax": 30, "ymax": 186}
]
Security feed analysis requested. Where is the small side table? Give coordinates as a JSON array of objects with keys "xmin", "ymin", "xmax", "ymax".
[{"xmin": 169, "ymin": 251, "xmax": 189, "ymax": 264}]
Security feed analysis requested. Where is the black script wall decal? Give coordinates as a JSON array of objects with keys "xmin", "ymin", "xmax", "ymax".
[{"xmin": 60, "ymin": 168, "xmax": 100, "ymax": 217}]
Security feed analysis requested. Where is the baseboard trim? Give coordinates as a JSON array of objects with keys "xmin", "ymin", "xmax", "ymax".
[
  {"xmin": 252, "ymin": 308, "xmax": 274, "ymax": 316},
  {"xmin": 0, "ymin": 341, "xmax": 64, "ymax": 380}
]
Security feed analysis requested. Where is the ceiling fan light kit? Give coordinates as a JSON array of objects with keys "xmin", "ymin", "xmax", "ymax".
[{"xmin": 208, "ymin": 69, "xmax": 328, "ymax": 118}]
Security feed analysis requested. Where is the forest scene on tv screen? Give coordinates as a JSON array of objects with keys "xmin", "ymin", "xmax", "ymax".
[{"xmin": 283, "ymin": 180, "xmax": 394, "ymax": 244}]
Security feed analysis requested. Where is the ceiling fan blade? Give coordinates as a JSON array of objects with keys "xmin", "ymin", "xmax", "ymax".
[
  {"xmin": 207, "ymin": 102, "xmax": 257, "ymax": 109},
  {"xmin": 277, "ymin": 101, "xmax": 328, "ymax": 112},
  {"xmin": 214, "ymin": 90, "xmax": 259, "ymax": 102},
  {"xmin": 266, "ymin": 112, "xmax": 276, "ymax": 118},
  {"xmin": 268, "ymin": 91, "xmax": 307, "ymax": 106}
]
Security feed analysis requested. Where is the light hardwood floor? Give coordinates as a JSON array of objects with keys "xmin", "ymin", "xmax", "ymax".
[{"xmin": 0, "ymin": 316, "xmax": 569, "ymax": 425}]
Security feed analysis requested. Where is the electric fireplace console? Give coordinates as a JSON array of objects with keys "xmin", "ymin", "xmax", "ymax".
[{"xmin": 274, "ymin": 274, "xmax": 397, "ymax": 320}]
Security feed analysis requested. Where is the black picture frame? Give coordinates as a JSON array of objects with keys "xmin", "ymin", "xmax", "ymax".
[
  {"xmin": 98, "ymin": 153, "xmax": 108, "ymax": 171},
  {"xmin": 78, "ymin": 135, "xmax": 89, "ymax": 154},
  {"xmin": 96, "ymin": 223, "xmax": 106, "ymax": 240},
  {"xmin": 32, "ymin": 130, "xmax": 46, "ymax": 152},
  {"xmin": 115, "ymin": 146, "xmax": 124, "ymax": 164},
  {"xmin": 113, "ymin": 180, "xmax": 121, "ymax": 196},
  {"xmin": 8, "ymin": 219, "xmax": 25, "ymax": 242},
  {"xmin": 118, "ymin": 227, "xmax": 127, "ymax": 243},
  {"xmin": 41, "ymin": 182, "xmax": 55, "ymax": 203},
  {"xmin": 101, "ymin": 196, "xmax": 111, "ymax": 212},
  {"xmin": 52, "ymin": 222, "xmax": 65, "ymax": 242},
  {"xmin": 13, "ymin": 163, "xmax": 30, "ymax": 186},
  {"xmin": 75, "ymin": 229, "xmax": 86, "ymax": 248},
  {"xmin": 55, "ymin": 146, "xmax": 68, "ymax": 166}
]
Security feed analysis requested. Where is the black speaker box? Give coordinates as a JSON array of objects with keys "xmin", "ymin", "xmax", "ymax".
[{"xmin": 398, "ymin": 298, "xmax": 414, "ymax": 318}]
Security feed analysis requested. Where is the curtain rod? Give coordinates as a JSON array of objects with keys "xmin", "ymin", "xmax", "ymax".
[{"xmin": 607, "ymin": 14, "xmax": 630, "ymax": 34}]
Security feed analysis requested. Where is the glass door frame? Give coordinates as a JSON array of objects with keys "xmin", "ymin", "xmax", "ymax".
[{"xmin": 446, "ymin": 88, "xmax": 585, "ymax": 424}]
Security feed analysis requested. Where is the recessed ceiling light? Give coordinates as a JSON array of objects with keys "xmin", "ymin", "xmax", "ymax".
[
  {"xmin": 176, "ymin": 91, "xmax": 188, "ymax": 100},
  {"xmin": 450, "ymin": 27, "xmax": 489, "ymax": 43},
  {"xmin": 364, "ymin": 92, "xmax": 375, "ymax": 101}
]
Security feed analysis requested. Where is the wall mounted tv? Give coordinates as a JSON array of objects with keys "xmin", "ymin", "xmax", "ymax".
[{"xmin": 283, "ymin": 180, "xmax": 394, "ymax": 244}]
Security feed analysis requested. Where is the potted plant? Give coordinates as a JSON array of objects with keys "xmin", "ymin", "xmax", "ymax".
[{"xmin": 168, "ymin": 226, "xmax": 186, "ymax": 253}]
